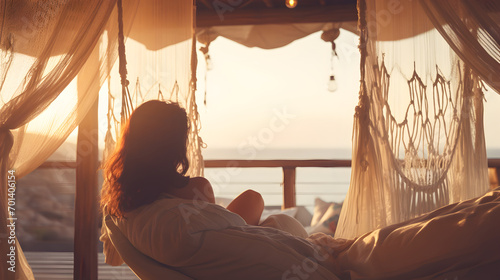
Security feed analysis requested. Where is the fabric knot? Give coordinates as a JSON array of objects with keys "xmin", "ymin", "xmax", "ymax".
[{"xmin": 0, "ymin": 125, "xmax": 14, "ymax": 155}]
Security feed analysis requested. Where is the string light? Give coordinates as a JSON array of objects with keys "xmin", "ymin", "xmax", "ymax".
[
  {"xmin": 321, "ymin": 28, "xmax": 340, "ymax": 93},
  {"xmin": 286, "ymin": 0, "xmax": 298, "ymax": 9},
  {"xmin": 328, "ymin": 75, "xmax": 338, "ymax": 92}
]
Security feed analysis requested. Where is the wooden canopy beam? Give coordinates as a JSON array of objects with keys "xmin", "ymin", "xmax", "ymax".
[
  {"xmin": 199, "ymin": 0, "xmax": 213, "ymax": 10},
  {"xmin": 196, "ymin": 3, "xmax": 357, "ymax": 27},
  {"xmin": 262, "ymin": 0, "xmax": 274, "ymax": 8}
]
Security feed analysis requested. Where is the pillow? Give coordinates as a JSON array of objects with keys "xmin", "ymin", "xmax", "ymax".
[
  {"xmin": 259, "ymin": 207, "xmax": 298, "ymax": 224},
  {"xmin": 308, "ymin": 201, "xmax": 343, "ymax": 236},
  {"xmin": 294, "ymin": 205, "xmax": 313, "ymax": 227},
  {"xmin": 311, "ymin": 198, "xmax": 333, "ymax": 227}
]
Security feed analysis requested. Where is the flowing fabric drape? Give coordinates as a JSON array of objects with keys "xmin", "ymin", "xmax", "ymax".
[
  {"xmin": 420, "ymin": 0, "xmax": 500, "ymax": 95},
  {"xmin": 0, "ymin": 0, "xmax": 178, "ymax": 278},
  {"xmin": 2, "ymin": 0, "xmax": 200, "ymax": 278},
  {"xmin": 196, "ymin": 22, "xmax": 358, "ymax": 50},
  {"xmin": 336, "ymin": 0, "xmax": 489, "ymax": 239},
  {"xmin": 0, "ymin": 2, "xmax": 123, "ymax": 278}
]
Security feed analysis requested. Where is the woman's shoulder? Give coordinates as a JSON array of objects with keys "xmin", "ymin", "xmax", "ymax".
[
  {"xmin": 185, "ymin": 176, "xmax": 214, "ymax": 203},
  {"xmin": 166, "ymin": 176, "xmax": 215, "ymax": 203}
]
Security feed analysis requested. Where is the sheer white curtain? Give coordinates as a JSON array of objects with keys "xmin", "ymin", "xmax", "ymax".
[
  {"xmin": 420, "ymin": 0, "xmax": 500, "ymax": 95},
  {"xmin": 2, "ymin": 0, "xmax": 200, "ymax": 278},
  {"xmin": 336, "ymin": 0, "xmax": 489, "ymax": 239},
  {"xmin": 0, "ymin": 1, "xmax": 141, "ymax": 278}
]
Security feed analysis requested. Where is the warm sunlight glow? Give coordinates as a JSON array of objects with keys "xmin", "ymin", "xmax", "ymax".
[
  {"xmin": 194, "ymin": 30, "xmax": 361, "ymax": 157},
  {"xmin": 286, "ymin": 0, "xmax": 297, "ymax": 9}
]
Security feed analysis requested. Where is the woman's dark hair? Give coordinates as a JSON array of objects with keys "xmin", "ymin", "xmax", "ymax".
[{"xmin": 101, "ymin": 100, "xmax": 190, "ymax": 217}]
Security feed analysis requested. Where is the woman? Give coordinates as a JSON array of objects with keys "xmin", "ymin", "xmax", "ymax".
[
  {"xmin": 99, "ymin": 100, "xmax": 333, "ymax": 279},
  {"xmin": 100, "ymin": 100, "xmax": 500, "ymax": 279},
  {"xmin": 100, "ymin": 100, "xmax": 265, "ymax": 225}
]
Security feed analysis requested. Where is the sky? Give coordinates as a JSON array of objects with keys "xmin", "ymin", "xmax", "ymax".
[
  {"xmin": 193, "ymin": 30, "xmax": 500, "ymax": 159},
  {"xmin": 195, "ymin": 29, "xmax": 361, "ymax": 159}
]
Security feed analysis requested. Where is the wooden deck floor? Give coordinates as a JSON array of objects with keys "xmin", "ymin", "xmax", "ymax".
[{"xmin": 24, "ymin": 252, "xmax": 138, "ymax": 280}]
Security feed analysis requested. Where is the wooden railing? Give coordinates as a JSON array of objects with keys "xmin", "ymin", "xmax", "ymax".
[
  {"xmin": 204, "ymin": 159, "xmax": 352, "ymax": 209},
  {"xmin": 40, "ymin": 158, "xmax": 500, "ymax": 209}
]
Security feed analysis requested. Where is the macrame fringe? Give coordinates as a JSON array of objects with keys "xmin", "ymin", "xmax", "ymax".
[{"xmin": 392, "ymin": 172, "xmax": 449, "ymax": 221}]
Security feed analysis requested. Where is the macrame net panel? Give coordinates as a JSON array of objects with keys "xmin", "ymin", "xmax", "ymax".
[
  {"xmin": 336, "ymin": 0, "xmax": 489, "ymax": 239},
  {"xmin": 102, "ymin": 0, "xmax": 203, "ymax": 176},
  {"xmin": 379, "ymin": 60, "xmax": 462, "ymax": 199}
]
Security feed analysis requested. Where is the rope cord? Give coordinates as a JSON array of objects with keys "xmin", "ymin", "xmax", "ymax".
[
  {"xmin": 190, "ymin": 1, "xmax": 198, "ymax": 94},
  {"xmin": 117, "ymin": 0, "xmax": 133, "ymax": 123}
]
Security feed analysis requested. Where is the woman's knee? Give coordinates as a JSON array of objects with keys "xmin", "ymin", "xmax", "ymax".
[{"xmin": 241, "ymin": 190, "xmax": 264, "ymax": 206}]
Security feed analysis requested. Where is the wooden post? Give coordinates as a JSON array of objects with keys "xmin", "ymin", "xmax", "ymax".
[
  {"xmin": 74, "ymin": 48, "xmax": 99, "ymax": 280},
  {"xmin": 282, "ymin": 167, "xmax": 296, "ymax": 209},
  {"xmin": 74, "ymin": 98, "xmax": 99, "ymax": 280},
  {"xmin": 496, "ymin": 167, "xmax": 500, "ymax": 189}
]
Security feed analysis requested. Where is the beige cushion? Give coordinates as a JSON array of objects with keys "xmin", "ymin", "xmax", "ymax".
[
  {"xmin": 103, "ymin": 215, "xmax": 192, "ymax": 280},
  {"xmin": 309, "ymin": 203, "xmax": 342, "ymax": 235},
  {"xmin": 337, "ymin": 188, "xmax": 500, "ymax": 278},
  {"xmin": 113, "ymin": 197, "xmax": 340, "ymax": 280},
  {"xmin": 310, "ymin": 198, "xmax": 333, "ymax": 227}
]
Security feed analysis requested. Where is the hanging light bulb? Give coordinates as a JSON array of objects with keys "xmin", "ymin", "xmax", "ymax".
[
  {"xmin": 206, "ymin": 54, "xmax": 213, "ymax": 71},
  {"xmin": 328, "ymin": 75, "xmax": 338, "ymax": 92},
  {"xmin": 327, "ymin": 48, "xmax": 339, "ymax": 93},
  {"xmin": 286, "ymin": 0, "xmax": 298, "ymax": 8},
  {"xmin": 321, "ymin": 28, "xmax": 341, "ymax": 93}
]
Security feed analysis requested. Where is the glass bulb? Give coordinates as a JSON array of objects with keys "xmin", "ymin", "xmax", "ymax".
[
  {"xmin": 206, "ymin": 57, "xmax": 213, "ymax": 71},
  {"xmin": 328, "ymin": 75, "xmax": 338, "ymax": 92},
  {"xmin": 286, "ymin": 0, "xmax": 298, "ymax": 8}
]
